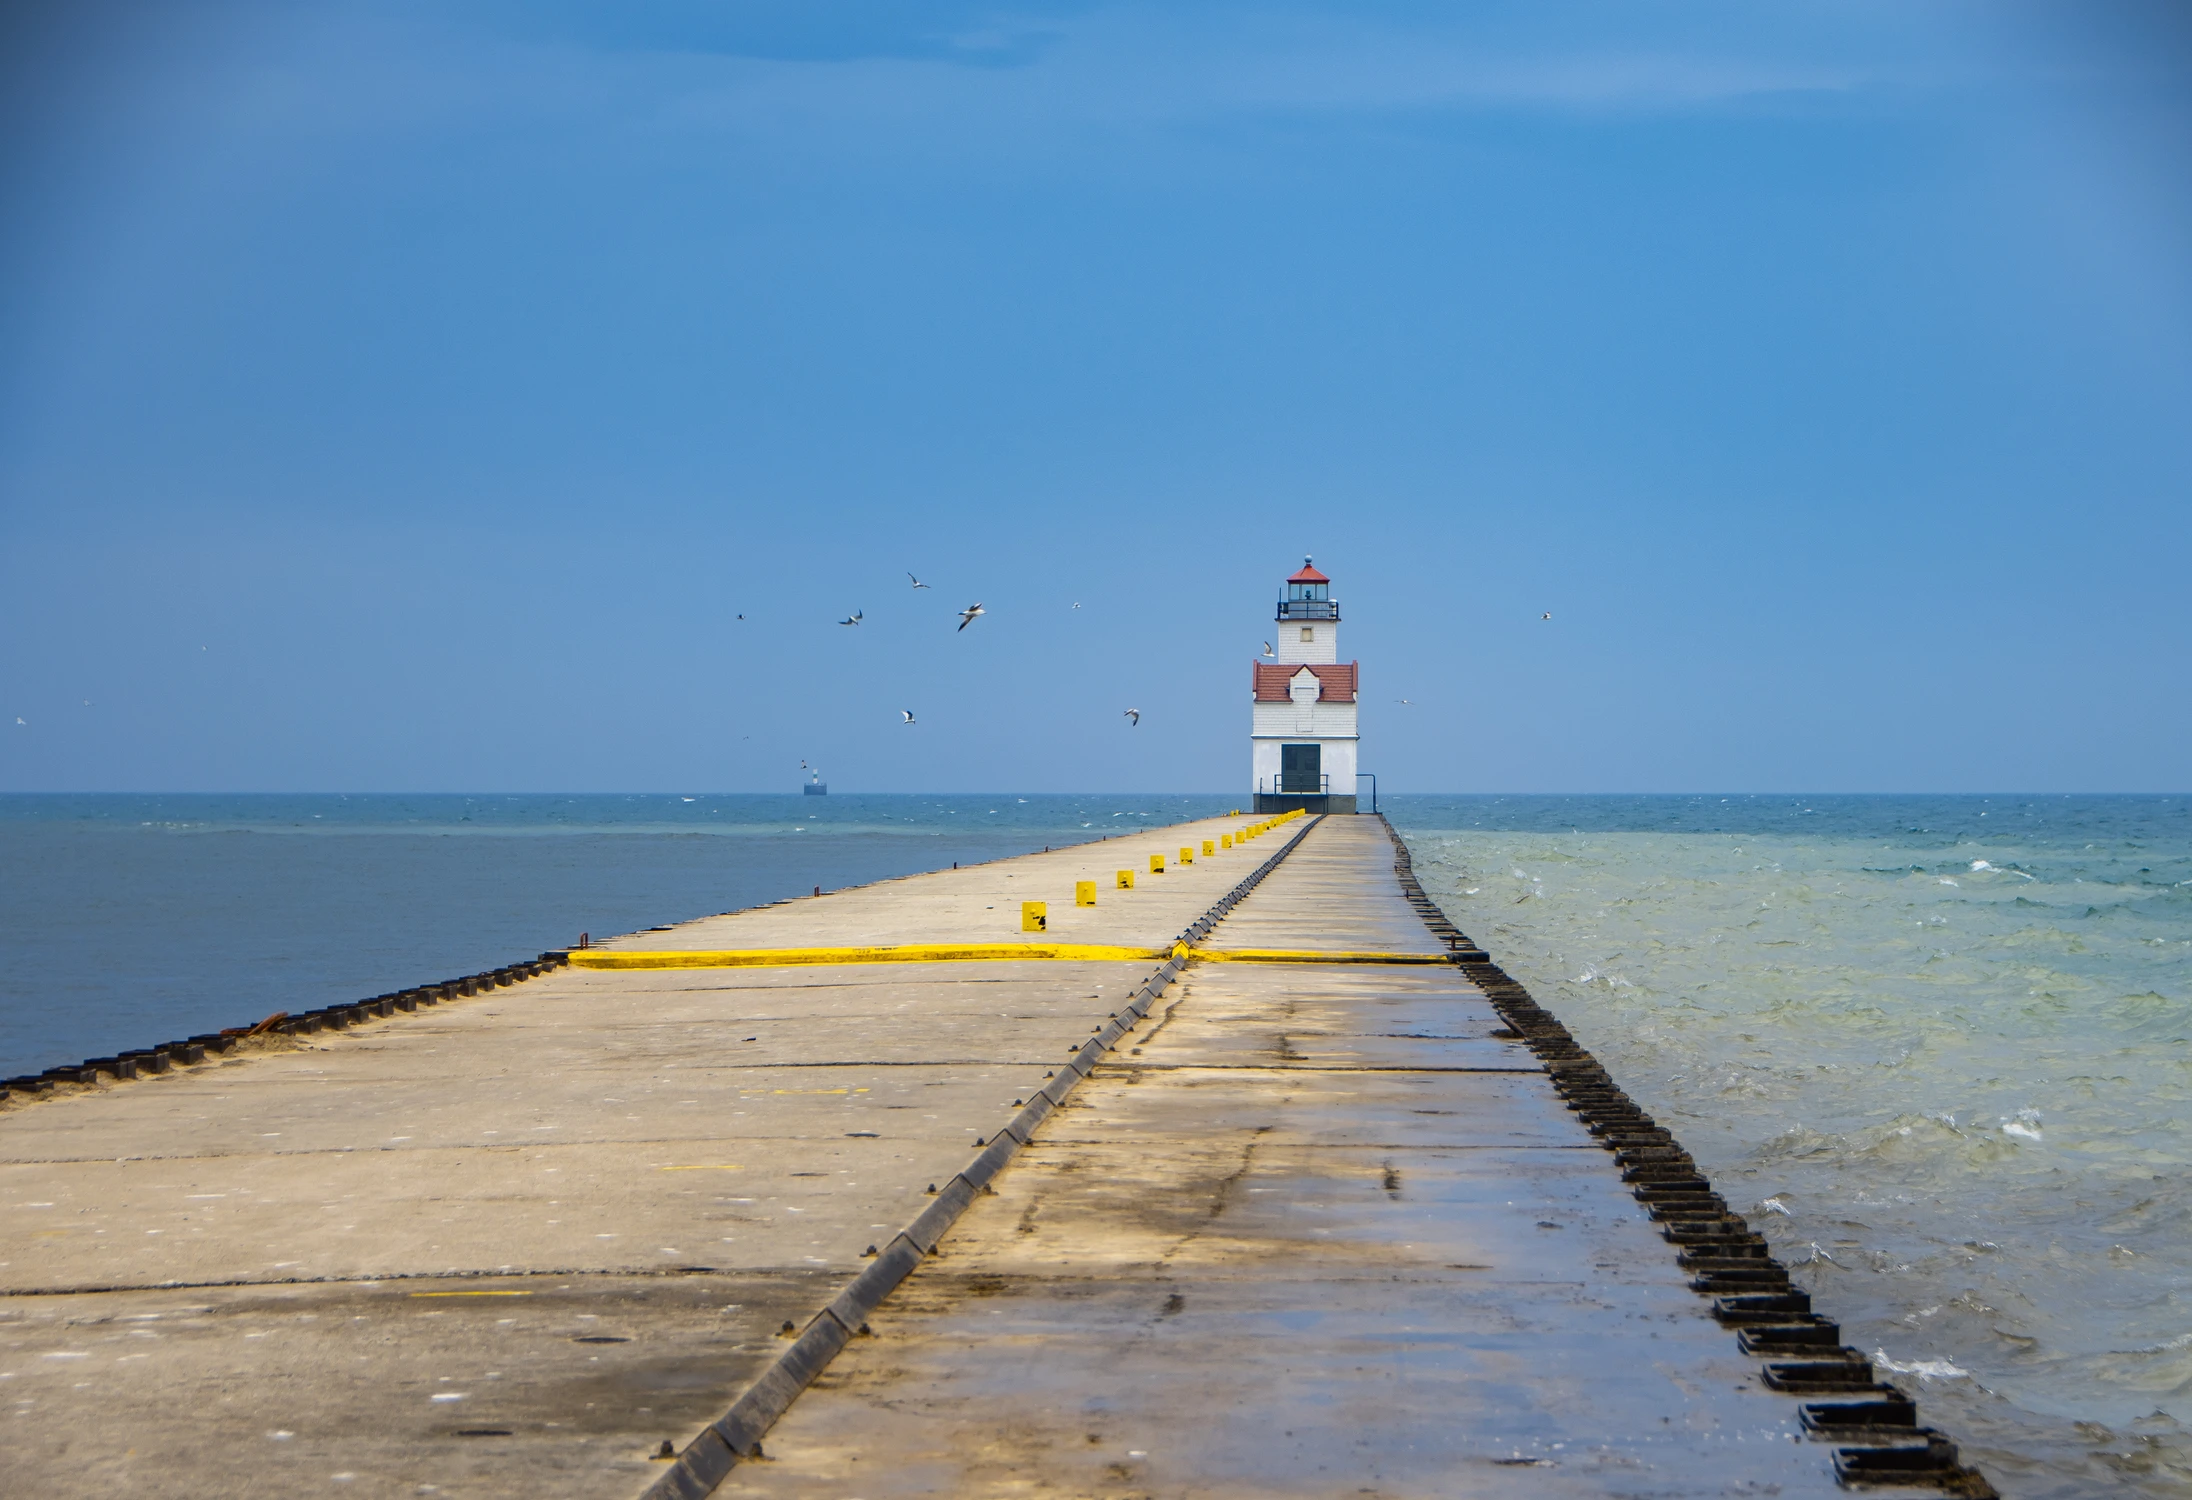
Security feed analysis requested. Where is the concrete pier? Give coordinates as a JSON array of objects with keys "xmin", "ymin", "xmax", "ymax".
[
  {"xmin": 708, "ymin": 818, "xmax": 1865, "ymax": 1498},
  {"xmin": 1, "ymin": 813, "xmax": 1972, "ymax": 1497}
]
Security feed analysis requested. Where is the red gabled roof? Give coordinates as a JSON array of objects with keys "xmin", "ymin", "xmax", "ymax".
[
  {"xmin": 1252, "ymin": 661, "xmax": 1358, "ymax": 703},
  {"xmin": 1287, "ymin": 560, "xmax": 1329, "ymax": 584}
]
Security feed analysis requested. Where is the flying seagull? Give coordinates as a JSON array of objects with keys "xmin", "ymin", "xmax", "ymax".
[
  {"xmin": 1541, "ymin": 612, "xmax": 1552, "ymax": 620},
  {"xmin": 1124, "ymin": 708, "xmax": 1140, "ymax": 726},
  {"xmin": 839, "ymin": 609, "xmax": 863, "ymax": 626},
  {"xmin": 1261, "ymin": 641, "xmax": 1275, "ymax": 658},
  {"xmin": 901, "ymin": 709, "xmax": 916, "ymax": 724},
  {"xmin": 1071, "ymin": 602, "xmax": 1081, "ymax": 609},
  {"xmin": 908, "ymin": 573, "xmax": 930, "ymax": 589},
  {"xmin": 1395, "ymin": 698, "xmax": 1414, "ymax": 705},
  {"xmin": 956, "ymin": 603, "xmax": 985, "ymax": 631}
]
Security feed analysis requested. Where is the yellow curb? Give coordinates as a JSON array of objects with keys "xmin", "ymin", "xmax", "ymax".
[
  {"xmin": 1189, "ymin": 949, "xmax": 1454, "ymax": 964},
  {"xmin": 567, "ymin": 943, "xmax": 1167, "ymax": 970}
]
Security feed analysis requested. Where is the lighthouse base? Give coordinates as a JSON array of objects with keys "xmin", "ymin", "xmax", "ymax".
[{"xmin": 1254, "ymin": 792, "xmax": 1357, "ymax": 815}]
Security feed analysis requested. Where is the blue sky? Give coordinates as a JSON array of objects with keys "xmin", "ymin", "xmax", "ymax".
[{"xmin": 2, "ymin": 1, "xmax": 2187, "ymax": 793}]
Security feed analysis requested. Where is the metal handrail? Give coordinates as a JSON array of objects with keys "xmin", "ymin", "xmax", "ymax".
[
  {"xmin": 1356, "ymin": 772, "xmax": 1377, "ymax": 813},
  {"xmin": 1258, "ymin": 774, "xmax": 1331, "ymax": 796},
  {"xmin": 1275, "ymin": 600, "xmax": 1340, "ymax": 621}
]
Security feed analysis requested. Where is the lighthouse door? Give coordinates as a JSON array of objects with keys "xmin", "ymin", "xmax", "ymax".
[{"xmin": 1280, "ymin": 742, "xmax": 1322, "ymax": 793}]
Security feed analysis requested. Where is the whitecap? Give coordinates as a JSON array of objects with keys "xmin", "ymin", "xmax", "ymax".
[
  {"xmin": 1939, "ymin": 877, "xmax": 1959, "ymax": 886},
  {"xmin": 1970, "ymin": 860, "xmax": 1992, "ymax": 871},
  {"xmin": 2000, "ymin": 1109, "xmax": 2043, "ymax": 1142},
  {"xmin": 1758, "ymin": 1197, "xmax": 1792, "ymax": 1216},
  {"xmin": 1872, "ymin": 1349, "xmax": 1969, "ymax": 1380}
]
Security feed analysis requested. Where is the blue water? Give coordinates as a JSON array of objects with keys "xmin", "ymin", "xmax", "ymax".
[
  {"xmin": 3, "ymin": 791, "xmax": 2184, "ymax": 1495},
  {"xmin": 0, "ymin": 792, "xmax": 1236, "ymax": 1079},
  {"xmin": 1389, "ymin": 794, "xmax": 2192, "ymax": 1499}
]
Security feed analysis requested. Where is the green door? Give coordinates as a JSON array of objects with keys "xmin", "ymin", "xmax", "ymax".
[{"xmin": 1280, "ymin": 743, "xmax": 1322, "ymax": 793}]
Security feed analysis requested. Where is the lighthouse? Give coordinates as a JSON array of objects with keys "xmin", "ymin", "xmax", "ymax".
[{"xmin": 1251, "ymin": 556, "xmax": 1359, "ymax": 814}]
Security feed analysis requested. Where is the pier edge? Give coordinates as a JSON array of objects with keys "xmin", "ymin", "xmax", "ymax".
[{"xmin": 1375, "ymin": 813, "xmax": 1997, "ymax": 1499}]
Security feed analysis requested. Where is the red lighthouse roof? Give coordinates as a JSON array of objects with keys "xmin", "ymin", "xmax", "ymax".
[
  {"xmin": 1287, "ymin": 558, "xmax": 1329, "ymax": 584},
  {"xmin": 1253, "ymin": 661, "xmax": 1357, "ymax": 702}
]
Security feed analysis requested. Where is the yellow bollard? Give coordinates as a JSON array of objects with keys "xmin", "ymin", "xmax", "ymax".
[
  {"xmin": 1220, "ymin": 834, "xmax": 1231, "ymax": 849},
  {"xmin": 1179, "ymin": 846, "xmax": 1193, "ymax": 865},
  {"xmin": 1150, "ymin": 854, "xmax": 1165, "ymax": 874},
  {"xmin": 1116, "ymin": 868, "xmax": 1135, "ymax": 889},
  {"xmin": 1076, "ymin": 881, "xmax": 1096, "ymax": 907},
  {"xmin": 1203, "ymin": 839, "xmax": 1216, "ymax": 857},
  {"xmin": 1021, "ymin": 901, "xmax": 1047, "ymax": 933}
]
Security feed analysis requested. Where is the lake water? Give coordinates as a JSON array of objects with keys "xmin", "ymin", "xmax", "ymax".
[
  {"xmin": 1391, "ymin": 794, "xmax": 2191, "ymax": 1500},
  {"xmin": 2, "ymin": 791, "xmax": 2183, "ymax": 1496},
  {"xmin": 0, "ymin": 792, "xmax": 1236, "ymax": 1079}
]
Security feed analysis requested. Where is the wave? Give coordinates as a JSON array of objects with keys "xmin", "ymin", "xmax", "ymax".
[{"xmin": 1873, "ymin": 1349, "xmax": 1971, "ymax": 1380}]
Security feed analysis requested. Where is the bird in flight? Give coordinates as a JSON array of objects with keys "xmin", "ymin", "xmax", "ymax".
[
  {"xmin": 839, "ymin": 609, "xmax": 863, "ymax": 626},
  {"xmin": 908, "ymin": 573, "xmax": 930, "ymax": 589},
  {"xmin": 957, "ymin": 603, "xmax": 985, "ymax": 631},
  {"xmin": 1541, "ymin": 612, "xmax": 1552, "ymax": 620},
  {"xmin": 901, "ymin": 709, "xmax": 916, "ymax": 725},
  {"xmin": 1124, "ymin": 708, "xmax": 1140, "ymax": 726},
  {"xmin": 1070, "ymin": 602, "xmax": 1081, "ymax": 610},
  {"xmin": 1261, "ymin": 641, "xmax": 1275, "ymax": 658},
  {"xmin": 13, "ymin": 717, "xmax": 23, "ymax": 726},
  {"xmin": 1395, "ymin": 698, "xmax": 1414, "ymax": 705}
]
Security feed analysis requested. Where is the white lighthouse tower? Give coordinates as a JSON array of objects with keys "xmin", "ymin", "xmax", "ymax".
[{"xmin": 1251, "ymin": 556, "xmax": 1359, "ymax": 814}]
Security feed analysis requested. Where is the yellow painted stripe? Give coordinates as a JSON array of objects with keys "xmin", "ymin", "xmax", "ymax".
[
  {"xmin": 409, "ymin": 1289, "xmax": 533, "ymax": 1297},
  {"xmin": 1191, "ymin": 949, "xmax": 1453, "ymax": 965},
  {"xmin": 567, "ymin": 942, "xmax": 1166, "ymax": 970}
]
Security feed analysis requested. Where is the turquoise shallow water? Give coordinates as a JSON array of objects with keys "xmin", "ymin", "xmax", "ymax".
[{"xmin": 1390, "ymin": 795, "xmax": 2192, "ymax": 1500}]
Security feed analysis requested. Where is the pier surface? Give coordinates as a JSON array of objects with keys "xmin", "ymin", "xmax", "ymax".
[{"xmin": 4, "ymin": 815, "xmax": 1878, "ymax": 1497}]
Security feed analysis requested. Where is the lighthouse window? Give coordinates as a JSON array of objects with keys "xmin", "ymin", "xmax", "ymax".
[{"xmin": 1300, "ymin": 627, "xmax": 1314, "ymax": 642}]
